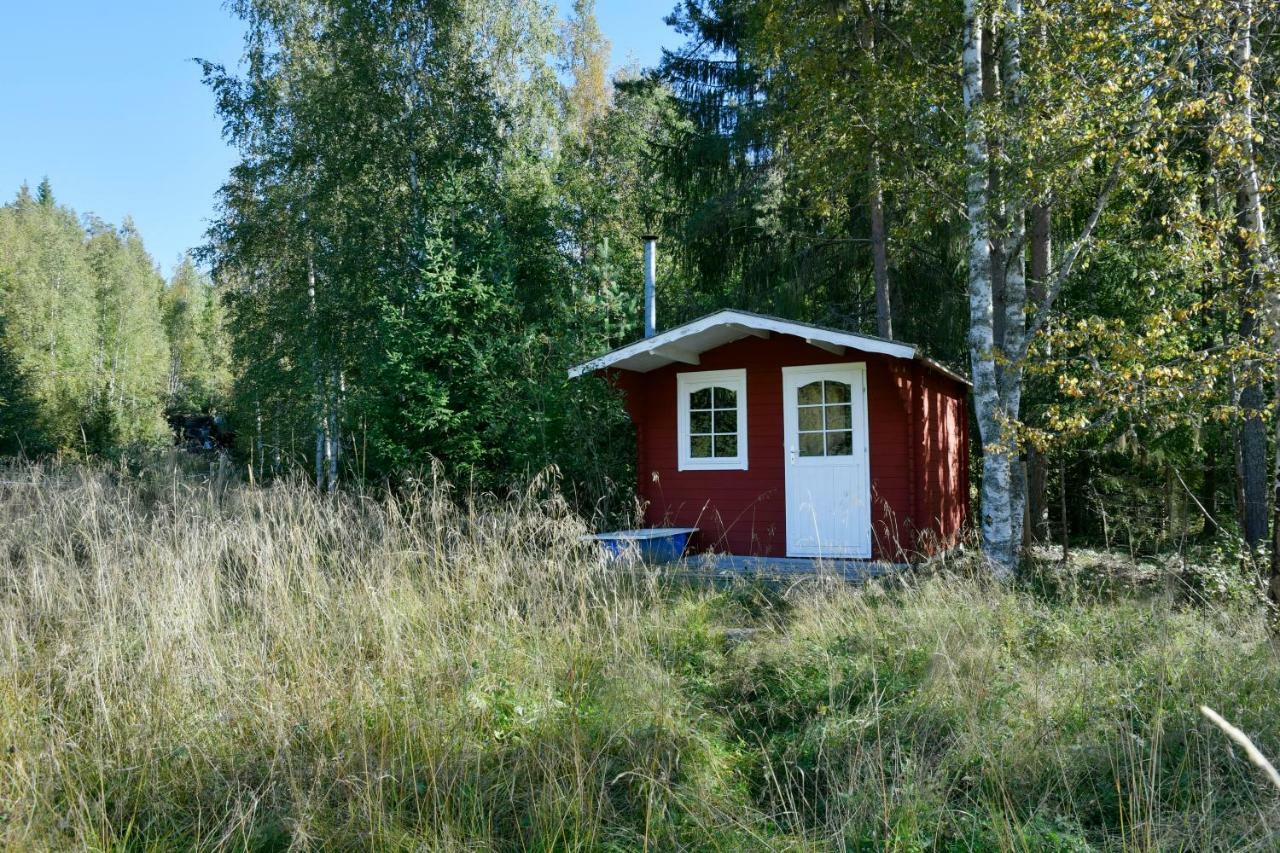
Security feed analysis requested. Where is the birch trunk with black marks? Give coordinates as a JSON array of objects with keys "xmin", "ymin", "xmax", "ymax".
[
  {"xmin": 963, "ymin": 0, "xmax": 1016, "ymax": 577},
  {"xmin": 1001, "ymin": 0, "xmax": 1027, "ymax": 557},
  {"xmin": 983, "ymin": 24, "xmax": 1007, "ymax": 356}
]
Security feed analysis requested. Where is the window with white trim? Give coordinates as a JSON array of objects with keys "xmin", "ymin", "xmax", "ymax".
[
  {"xmin": 677, "ymin": 369, "xmax": 748, "ymax": 470},
  {"xmin": 796, "ymin": 379, "xmax": 854, "ymax": 457}
]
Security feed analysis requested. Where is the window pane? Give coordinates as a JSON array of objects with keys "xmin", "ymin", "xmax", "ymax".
[
  {"xmin": 714, "ymin": 434, "xmax": 738, "ymax": 457},
  {"xmin": 798, "ymin": 406, "xmax": 822, "ymax": 431},
  {"xmin": 690, "ymin": 410, "xmax": 712, "ymax": 433},
  {"xmin": 826, "ymin": 430, "xmax": 853, "ymax": 456},
  {"xmin": 797, "ymin": 381, "xmax": 822, "ymax": 405},
  {"xmin": 799, "ymin": 433, "xmax": 824, "ymax": 457},
  {"xmin": 690, "ymin": 388, "xmax": 712, "ymax": 409},
  {"xmin": 825, "ymin": 381, "xmax": 852, "ymax": 404},
  {"xmin": 690, "ymin": 435, "xmax": 712, "ymax": 458},
  {"xmin": 825, "ymin": 404, "xmax": 852, "ymax": 430},
  {"xmin": 713, "ymin": 386, "xmax": 737, "ymax": 408},
  {"xmin": 714, "ymin": 409, "xmax": 737, "ymax": 434}
]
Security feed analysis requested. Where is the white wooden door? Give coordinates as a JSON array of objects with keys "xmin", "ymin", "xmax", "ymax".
[{"xmin": 782, "ymin": 363, "xmax": 871, "ymax": 558}]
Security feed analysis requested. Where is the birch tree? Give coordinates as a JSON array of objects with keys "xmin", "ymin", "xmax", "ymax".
[
  {"xmin": 959, "ymin": 0, "xmax": 1194, "ymax": 574},
  {"xmin": 0, "ymin": 184, "xmax": 97, "ymax": 449},
  {"xmin": 961, "ymin": 0, "xmax": 1016, "ymax": 575},
  {"xmin": 1227, "ymin": 0, "xmax": 1274, "ymax": 557}
]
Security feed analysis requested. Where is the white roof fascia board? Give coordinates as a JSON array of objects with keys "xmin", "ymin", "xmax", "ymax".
[{"xmin": 569, "ymin": 310, "xmax": 916, "ymax": 378}]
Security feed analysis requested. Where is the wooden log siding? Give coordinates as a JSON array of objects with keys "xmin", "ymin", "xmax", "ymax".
[{"xmin": 609, "ymin": 335, "xmax": 968, "ymax": 560}]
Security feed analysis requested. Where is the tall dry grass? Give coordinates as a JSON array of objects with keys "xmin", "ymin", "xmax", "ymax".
[
  {"xmin": 0, "ymin": 459, "xmax": 1278, "ymax": 850},
  {"xmin": 0, "ymin": 461, "xmax": 757, "ymax": 849}
]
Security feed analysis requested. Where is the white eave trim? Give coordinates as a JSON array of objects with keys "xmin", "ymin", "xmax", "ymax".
[{"xmin": 568, "ymin": 310, "xmax": 918, "ymax": 378}]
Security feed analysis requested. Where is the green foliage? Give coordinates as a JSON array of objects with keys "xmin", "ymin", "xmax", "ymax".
[
  {"xmin": 0, "ymin": 314, "xmax": 42, "ymax": 455},
  {"xmin": 0, "ymin": 184, "xmax": 98, "ymax": 449},
  {"xmin": 160, "ymin": 256, "xmax": 231, "ymax": 413},
  {"xmin": 0, "ymin": 183, "xmax": 209, "ymax": 456},
  {"xmin": 363, "ymin": 230, "xmax": 522, "ymax": 477},
  {"xmin": 204, "ymin": 0, "xmax": 642, "ymax": 502},
  {"xmin": 85, "ymin": 217, "xmax": 171, "ymax": 448}
]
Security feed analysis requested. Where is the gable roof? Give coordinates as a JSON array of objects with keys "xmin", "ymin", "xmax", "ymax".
[{"xmin": 568, "ymin": 309, "xmax": 969, "ymax": 386}]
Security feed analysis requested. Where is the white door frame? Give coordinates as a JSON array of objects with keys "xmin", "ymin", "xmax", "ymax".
[{"xmin": 782, "ymin": 363, "xmax": 872, "ymax": 558}]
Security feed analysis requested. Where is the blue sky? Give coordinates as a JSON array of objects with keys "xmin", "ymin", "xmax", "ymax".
[{"xmin": 0, "ymin": 2, "xmax": 677, "ymax": 277}]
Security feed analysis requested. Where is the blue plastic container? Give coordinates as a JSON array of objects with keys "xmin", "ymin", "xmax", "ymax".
[{"xmin": 583, "ymin": 528, "xmax": 698, "ymax": 563}]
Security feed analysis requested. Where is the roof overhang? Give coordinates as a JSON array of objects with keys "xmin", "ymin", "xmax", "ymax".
[{"xmin": 568, "ymin": 309, "xmax": 968, "ymax": 386}]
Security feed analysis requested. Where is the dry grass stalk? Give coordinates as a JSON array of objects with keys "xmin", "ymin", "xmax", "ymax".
[{"xmin": 1200, "ymin": 705, "xmax": 1280, "ymax": 792}]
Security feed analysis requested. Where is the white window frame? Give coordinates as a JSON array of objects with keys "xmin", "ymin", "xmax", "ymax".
[{"xmin": 676, "ymin": 368, "xmax": 749, "ymax": 471}]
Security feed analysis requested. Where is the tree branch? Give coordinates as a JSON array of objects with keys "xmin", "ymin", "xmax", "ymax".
[{"xmin": 1018, "ymin": 160, "xmax": 1123, "ymax": 360}]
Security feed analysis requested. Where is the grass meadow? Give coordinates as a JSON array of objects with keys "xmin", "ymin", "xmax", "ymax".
[{"xmin": 0, "ymin": 460, "xmax": 1278, "ymax": 850}]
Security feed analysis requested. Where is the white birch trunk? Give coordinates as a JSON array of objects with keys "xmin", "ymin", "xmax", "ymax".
[
  {"xmin": 1002, "ymin": 0, "xmax": 1028, "ymax": 559},
  {"xmin": 1234, "ymin": 0, "xmax": 1269, "ymax": 268},
  {"xmin": 963, "ymin": 0, "xmax": 1016, "ymax": 578}
]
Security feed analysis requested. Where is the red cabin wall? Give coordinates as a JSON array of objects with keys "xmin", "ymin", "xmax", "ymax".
[
  {"xmin": 609, "ymin": 336, "xmax": 968, "ymax": 560},
  {"xmin": 913, "ymin": 366, "xmax": 969, "ymax": 551}
]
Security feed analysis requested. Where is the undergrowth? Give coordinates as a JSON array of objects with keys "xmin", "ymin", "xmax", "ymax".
[{"xmin": 0, "ymin": 460, "xmax": 1277, "ymax": 850}]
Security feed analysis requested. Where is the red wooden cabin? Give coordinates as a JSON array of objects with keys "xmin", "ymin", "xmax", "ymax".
[{"xmin": 571, "ymin": 310, "xmax": 970, "ymax": 561}]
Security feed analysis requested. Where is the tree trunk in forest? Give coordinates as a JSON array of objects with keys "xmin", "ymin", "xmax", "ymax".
[
  {"xmin": 1237, "ymin": 365, "xmax": 1267, "ymax": 550},
  {"xmin": 307, "ymin": 251, "xmax": 328, "ymax": 492},
  {"xmin": 1230, "ymin": 0, "xmax": 1272, "ymax": 559},
  {"xmin": 1199, "ymin": 428, "xmax": 1220, "ymax": 540},
  {"xmin": 863, "ymin": 11, "xmax": 893, "ymax": 341},
  {"xmin": 1026, "ymin": 203, "xmax": 1051, "ymax": 543},
  {"xmin": 315, "ymin": 421, "xmax": 326, "ymax": 489},
  {"xmin": 1059, "ymin": 456, "xmax": 1069, "ymax": 565},
  {"xmin": 327, "ymin": 370, "xmax": 342, "ymax": 493},
  {"xmin": 869, "ymin": 146, "xmax": 893, "ymax": 340},
  {"xmin": 1236, "ymin": 181, "xmax": 1269, "ymax": 550},
  {"xmin": 1273, "ymin": 377, "xmax": 1280, "ymax": 610},
  {"xmin": 963, "ymin": 0, "xmax": 1016, "ymax": 578},
  {"xmin": 1225, "ymin": 0, "xmax": 1280, "ymax": 609},
  {"xmin": 982, "ymin": 25, "xmax": 1007, "ymax": 356},
  {"xmin": 254, "ymin": 402, "xmax": 264, "ymax": 485},
  {"xmin": 1000, "ymin": 0, "xmax": 1027, "ymax": 559}
]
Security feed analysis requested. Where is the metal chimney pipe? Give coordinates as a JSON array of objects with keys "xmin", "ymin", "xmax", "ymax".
[{"xmin": 642, "ymin": 234, "xmax": 658, "ymax": 338}]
